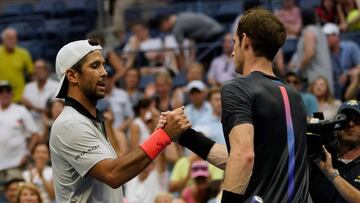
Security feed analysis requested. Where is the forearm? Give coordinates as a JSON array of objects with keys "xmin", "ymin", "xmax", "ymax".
[
  {"xmin": 207, "ymin": 143, "xmax": 228, "ymax": 170},
  {"xmin": 41, "ymin": 178, "xmax": 55, "ymax": 199},
  {"xmin": 300, "ymin": 53, "xmax": 313, "ymax": 70},
  {"xmin": 109, "ymin": 147, "xmax": 152, "ymax": 188},
  {"xmin": 223, "ymin": 153, "xmax": 254, "ymax": 194},
  {"xmin": 169, "ymin": 176, "xmax": 191, "ymax": 192},
  {"xmin": 344, "ymin": 82, "xmax": 359, "ymax": 100},
  {"xmin": 332, "ymin": 175, "xmax": 360, "ymax": 203}
]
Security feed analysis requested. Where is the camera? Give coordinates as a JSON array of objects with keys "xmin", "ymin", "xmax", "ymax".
[{"xmin": 306, "ymin": 112, "xmax": 347, "ymax": 162}]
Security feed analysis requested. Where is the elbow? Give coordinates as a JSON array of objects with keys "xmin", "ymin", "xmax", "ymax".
[
  {"xmin": 105, "ymin": 173, "xmax": 126, "ymax": 189},
  {"xmin": 231, "ymin": 150, "xmax": 255, "ymax": 166}
]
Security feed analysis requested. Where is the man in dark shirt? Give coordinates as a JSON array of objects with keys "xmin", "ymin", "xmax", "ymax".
[
  {"xmin": 310, "ymin": 100, "xmax": 360, "ymax": 203},
  {"xmin": 176, "ymin": 8, "xmax": 311, "ymax": 202}
]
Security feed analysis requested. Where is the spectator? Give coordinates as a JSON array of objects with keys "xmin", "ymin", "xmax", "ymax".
[
  {"xmin": 184, "ymin": 80, "xmax": 212, "ymax": 126},
  {"xmin": 129, "ymin": 98, "xmax": 159, "ymax": 149},
  {"xmin": 181, "ymin": 161, "xmax": 211, "ymax": 203},
  {"xmin": 207, "ymin": 34, "xmax": 236, "ymax": 86},
  {"xmin": 88, "ymin": 31, "xmax": 126, "ymax": 83},
  {"xmin": 169, "ymin": 153, "xmax": 223, "ymax": 193},
  {"xmin": 316, "ymin": 0, "xmax": 347, "ymax": 30},
  {"xmin": 100, "ymin": 66, "xmax": 134, "ymax": 131},
  {"xmin": 124, "ymin": 21, "xmax": 179, "ymax": 74},
  {"xmin": 16, "ymin": 183, "xmax": 42, "ymax": 203},
  {"xmin": 338, "ymin": 0, "xmax": 360, "ymax": 31},
  {"xmin": 154, "ymin": 192, "xmax": 173, "ymax": 203},
  {"xmin": 310, "ymin": 100, "xmax": 360, "ymax": 203},
  {"xmin": 186, "ymin": 62, "xmax": 204, "ymax": 82},
  {"xmin": 0, "ymin": 81, "xmax": 39, "ymax": 181},
  {"xmin": 193, "ymin": 87, "xmax": 226, "ymax": 144},
  {"xmin": 275, "ymin": 0, "xmax": 302, "ymax": 39},
  {"xmin": 3, "ymin": 178, "xmax": 24, "ymax": 203},
  {"xmin": 322, "ymin": 23, "xmax": 360, "ymax": 99},
  {"xmin": 344, "ymin": 67, "xmax": 360, "ymax": 100},
  {"xmin": 148, "ymin": 71, "xmax": 182, "ymax": 112},
  {"xmin": 290, "ymin": 8, "xmax": 334, "ymax": 93},
  {"xmin": 0, "ymin": 28, "xmax": 33, "ymax": 102},
  {"xmin": 309, "ymin": 76, "xmax": 341, "ymax": 120},
  {"xmin": 41, "ymin": 99, "xmax": 64, "ymax": 140},
  {"xmin": 125, "ymin": 154, "xmax": 168, "ymax": 203},
  {"xmin": 159, "ymin": 13, "xmax": 223, "ymax": 45},
  {"xmin": 123, "ymin": 68, "xmax": 143, "ymax": 107},
  {"xmin": 22, "ymin": 143, "xmax": 54, "ymax": 203},
  {"xmin": 285, "ymin": 72, "xmax": 319, "ymax": 118},
  {"xmin": 22, "ymin": 59, "xmax": 59, "ymax": 131}
]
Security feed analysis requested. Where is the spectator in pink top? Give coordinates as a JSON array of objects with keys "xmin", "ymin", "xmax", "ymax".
[{"xmin": 181, "ymin": 161, "xmax": 211, "ymax": 203}]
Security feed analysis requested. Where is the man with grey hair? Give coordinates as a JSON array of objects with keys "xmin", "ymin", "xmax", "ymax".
[
  {"xmin": 22, "ymin": 59, "xmax": 59, "ymax": 131},
  {"xmin": 0, "ymin": 27, "xmax": 33, "ymax": 102}
]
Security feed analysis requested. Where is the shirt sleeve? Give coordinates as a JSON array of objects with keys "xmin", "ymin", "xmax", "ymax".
[
  {"xmin": 124, "ymin": 95, "xmax": 134, "ymax": 118},
  {"xmin": 21, "ymin": 107, "xmax": 39, "ymax": 135},
  {"xmin": 23, "ymin": 50, "xmax": 34, "ymax": 75},
  {"xmin": 221, "ymin": 79, "xmax": 253, "ymax": 137},
  {"xmin": 53, "ymin": 120, "xmax": 114, "ymax": 177}
]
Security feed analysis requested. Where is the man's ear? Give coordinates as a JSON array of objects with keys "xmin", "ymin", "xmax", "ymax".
[
  {"xmin": 242, "ymin": 33, "xmax": 251, "ymax": 49},
  {"xmin": 66, "ymin": 69, "xmax": 78, "ymax": 85}
]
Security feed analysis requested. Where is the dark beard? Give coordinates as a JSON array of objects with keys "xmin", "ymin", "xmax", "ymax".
[{"xmin": 83, "ymin": 86, "xmax": 104, "ymax": 106}]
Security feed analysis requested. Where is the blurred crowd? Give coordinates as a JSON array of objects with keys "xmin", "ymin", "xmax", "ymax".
[{"xmin": 0, "ymin": 0, "xmax": 360, "ymax": 203}]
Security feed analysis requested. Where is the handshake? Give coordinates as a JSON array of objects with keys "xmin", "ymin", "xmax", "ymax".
[{"xmin": 156, "ymin": 106, "xmax": 192, "ymax": 141}]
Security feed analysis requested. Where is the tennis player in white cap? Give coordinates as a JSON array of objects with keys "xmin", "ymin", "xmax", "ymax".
[{"xmin": 49, "ymin": 39, "xmax": 190, "ymax": 202}]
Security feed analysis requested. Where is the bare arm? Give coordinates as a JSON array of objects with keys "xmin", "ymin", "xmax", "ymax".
[
  {"xmin": 129, "ymin": 123, "xmax": 141, "ymax": 149},
  {"xmin": 317, "ymin": 146, "xmax": 360, "ymax": 203},
  {"xmin": 88, "ymin": 147, "xmax": 152, "ymax": 188},
  {"xmin": 344, "ymin": 68, "xmax": 360, "ymax": 100},
  {"xmin": 300, "ymin": 30, "xmax": 316, "ymax": 70},
  {"xmin": 207, "ymin": 143, "xmax": 228, "ymax": 170},
  {"xmin": 223, "ymin": 124, "xmax": 255, "ymax": 194},
  {"xmin": 88, "ymin": 107, "xmax": 191, "ymax": 189}
]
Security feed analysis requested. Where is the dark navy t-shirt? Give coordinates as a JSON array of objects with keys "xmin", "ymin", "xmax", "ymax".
[{"xmin": 221, "ymin": 71, "xmax": 310, "ymax": 202}]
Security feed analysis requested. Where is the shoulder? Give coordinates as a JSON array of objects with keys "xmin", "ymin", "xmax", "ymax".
[{"xmin": 16, "ymin": 46, "xmax": 31, "ymax": 56}]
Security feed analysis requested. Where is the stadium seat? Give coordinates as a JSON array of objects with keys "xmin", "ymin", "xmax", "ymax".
[
  {"xmin": 8, "ymin": 22, "xmax": 30, "ymax": 40},
  {"xmin": 1, "ymin": 3, "xmax": 22, "ymax": 16},
  {"xmin": 19, "ymin": 40, "xmax": 44, "ymax": 60}
]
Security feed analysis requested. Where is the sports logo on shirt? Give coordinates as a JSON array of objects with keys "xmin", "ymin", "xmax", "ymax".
[{"xmin": 74, "ymin": 145, "xmax": 100, "ymax": 161}]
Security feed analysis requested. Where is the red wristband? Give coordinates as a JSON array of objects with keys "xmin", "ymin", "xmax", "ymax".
[{"xmin": 140, "ymin": 128, "xmax": 171, "ymax": 160}]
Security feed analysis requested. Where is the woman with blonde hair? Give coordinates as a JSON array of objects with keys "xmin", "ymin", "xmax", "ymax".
[
  {"xmin": 16, "ymin": 183, "xmax": 42, "ymax": 203},
  {"xmin": 309, "ymin": 76, "xmax": 341, "ymax": 119}
]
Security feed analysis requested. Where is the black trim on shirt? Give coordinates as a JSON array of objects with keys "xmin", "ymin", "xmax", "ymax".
[{"xmin": 65, "ymin": 97, "xmax": 103, "ymax": 122}]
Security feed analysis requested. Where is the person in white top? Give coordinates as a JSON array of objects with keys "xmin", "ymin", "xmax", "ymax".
[
  {"xmin": 129, "ymin": 98, "xmax": 155, "ymax": 149},
  {"xmin": 22, "ymin": 143, "xmax": 54, "ymax": 203},
  {"xmin": 49, "ymin": 39, "xmax": 190, "ymax": 203},
  {"xmin": 22, "ymin": 59, "xmax": 59, "ymax": 132},
  {"xmin": 0, "ymin": 80, "xmax": 40, "ymax": 181}
]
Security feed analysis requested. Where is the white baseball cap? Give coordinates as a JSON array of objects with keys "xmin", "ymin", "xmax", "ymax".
[
  {"xmin": 186, "ymin": 80, "xmax": 207, "ymax": 92},
  {"xmin": 54, "ymin": 39, "xmax": 102, "ymax": 98},
  {"xmin": 322, "ymin": 23, "xmax": 340, "ymax": 35}
]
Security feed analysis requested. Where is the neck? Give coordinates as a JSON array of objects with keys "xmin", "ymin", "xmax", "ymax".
[
  {"xmin": 193, "ymin": 102, "xmax": 203, "ymax": 109},
  {"xmin": 213, "ymin": 110, "xmax": 221, "ymax": 118},
  {"xmin": 243, "ymin": 56, "xmax": 274, "ymax": 77},
  {"xmin": 127, "ymin": 86, "xmax": 136, "ymax": 94},
  {"xmin": 68, "ymin": 89, "xmax": 97, "ymax": 117},
  {"xmin": 339, "ymin": 142, "xmax": 360, "ymax": 160},
  {"xmin": 37, "ymin": 79, "xmax": 47, "ymax": 89},
  {"xmin": 331, "ymin": 44, "xmax": 340, "ymax": 54}
]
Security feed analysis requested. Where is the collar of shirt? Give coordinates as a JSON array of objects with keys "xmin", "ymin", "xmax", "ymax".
[{"xmin": 65, "ymin": 97, "xmax": 103, "ymax": 122}]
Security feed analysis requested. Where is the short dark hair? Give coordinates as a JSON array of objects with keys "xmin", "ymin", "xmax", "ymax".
[
  {"xmin": 4, "ymin": 178, "xmax": 24, "ymax": 191},
  {"xmin": 236, "ymin": 8, "xmax": 286, "ymax": 60},
  {"xmin": 133, "ymin": 98, "xmax": 152, "ymax": 116},
  {"xmin": 302, "ymin": 8, "xmax": 317, "ymax": 27}
]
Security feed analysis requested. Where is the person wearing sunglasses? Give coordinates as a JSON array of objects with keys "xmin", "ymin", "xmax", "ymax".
[{"xmin": 311, "ymin": 100, "xmax": 360, "ymax": 203}]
